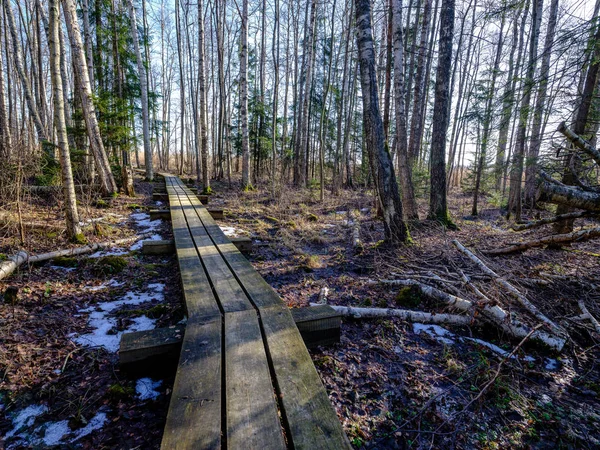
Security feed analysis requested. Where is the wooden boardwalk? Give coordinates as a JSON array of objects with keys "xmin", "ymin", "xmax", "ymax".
[{"xmin": 160, "ymin": 175, "xmax": 350, "ymax": 449}]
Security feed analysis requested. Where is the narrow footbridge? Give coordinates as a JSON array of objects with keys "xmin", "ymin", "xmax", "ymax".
[{"xmin": 156, "ymin": 175, "xmax": 350, "ymax": 449}]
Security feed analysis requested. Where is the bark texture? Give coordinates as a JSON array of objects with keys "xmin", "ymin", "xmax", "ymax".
[{"xmin": 355, "ymin": 0, "xmax": 410, "ymax": 244}]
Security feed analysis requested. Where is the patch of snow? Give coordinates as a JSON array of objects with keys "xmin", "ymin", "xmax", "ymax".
[
  {"xmin": 413, "ymin": 323, "xmax": 541, "ymax": 363},
  {"xmin": 360, "ymin": 208, "xmax": 370, "ymax": 213},
  {"xmin": 84, "ymin": 279, "xmax": 124, "ymax": 291},
  {"xmin": 131, "ymin": 213, "xmax": 162, "ymax": 233},
  {"xmin": 413, "ymin": 323, "xmax": 455, "ymax": 345},
  {"xmin": 464, "ymin": 337, "xmax": 515, "ymax": 359},
  {"xmin": 49, "ymin": 266, "xmax": 77, "ymax": 272},
  {"xmin": 129, "ymin": 233, "xmax": 163, "ymax": 251},
  {"xmin": 88, "ymin": 248, "xmax": 129, "ymax": 258},
  {"xmin": 41, "ymin": 420, "xmax": 70, "ymax": 446},
  {"xmin": 5, "ymin": 404, "xmax": 48, "ymax": 439},
  {"xmin": 155, "ymin": 201, "xmax": 164, "ymax": 206},
  {"xmin": 136, "ymin": 378, "xmax": 162, "ymax": 400},
  {"xmin": 335, "ymin": 210, "xmax": 346, "ymax": 214},
  {"xmin": 74, "ymin": 284, "xmax": 164, "ymax": 352},
  {"xmin": 220, "ymin": 226, "xmax": 243, "ymax": 237},
  {"xmin": 70, "ymin": 410, "xmax": 108, "ymax": 442},
  {"xmin": 545, "ymin": 358, "xmax": 559, "ymax": 371}
]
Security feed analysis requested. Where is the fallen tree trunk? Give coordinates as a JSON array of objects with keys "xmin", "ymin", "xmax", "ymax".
[
  {"xmin": 511, "ymin": 211, "xmax": 594, "ymax": 231},
  {"xmin": 487, "ymin": 227, "xmax": 600, "ymax": 255},
  {"xmin": 309, "ymin": 303, "xmax": 472, "ymax": 326},
  {"xmin": 0, "ymin": 233, "xmax": 152, "ymax": 281},
  {"xmin": 537, "ymin": 176, "xmax": 600, "ymax": 212},
  {"xmin": 578, "ymin": 299, "xmax": 600, "ymax": 334},
  {"xmin": 376, "ymin": 278, "xmax": 565, "ymax": 350},
  {"xmin": 453, "ymin": 239, "xmax": 568, "ymax": 342},
  {"xmin": 558, "ymin": 121, "xmax": 600, "ymax": 166}
]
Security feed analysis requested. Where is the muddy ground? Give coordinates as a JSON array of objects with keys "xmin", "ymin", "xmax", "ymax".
[{"xmin": 1, "ymin": 176, "xmax": 599, "ymax": 449}]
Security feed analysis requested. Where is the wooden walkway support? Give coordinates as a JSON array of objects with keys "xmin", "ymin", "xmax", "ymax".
[{"xmin": 158, "ymin": 175, "xmax": 350, "ymax": 449}]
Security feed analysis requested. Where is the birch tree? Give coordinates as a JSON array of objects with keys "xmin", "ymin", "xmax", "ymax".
[
  {"xmin": 49, "ymin": 0, "xmax": 81, "ymax": 240},
  {"xmin": 355, "ymin": 0, "xmax": 410, "ymax": 244}
]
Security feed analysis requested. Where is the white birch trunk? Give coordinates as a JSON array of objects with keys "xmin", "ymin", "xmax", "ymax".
[
  {"xmin": 126, "ymin": 0, "xmax": 153, "ymax": 181},
  {"xmin": 49, "ymin": 0, "xmax": 81, "ymax": 240}
]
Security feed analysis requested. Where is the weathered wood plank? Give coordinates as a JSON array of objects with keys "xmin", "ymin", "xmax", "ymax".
[
  {"xmin": 149, "ymin": 209, "xmax": 171, "ymax": 221},
  {"xmin": 230, "ymin": 236, "xmax": 252, "ymax": 253},
  {"xmin": 207, "ymin": 208, "xmax": 224, "ymax": 220},
  {"xmin": 291, "ymin": 306, "xmax": 341, "ymax": 348},
  {"xmin": 120, "ymin": 325, "xmax": 184, "ymax": 364},
  {"xmin": 225, "ymin": 310, "xmax": 286, "ymax": 449},
  {"xmin": 173, "ymin": 190, "xmax": 253, "ymax": 314},
  {"xmin": 260, "ymin": 306, "xmax": 352, "ymax": 449},
  {"xmin": 142, "ymin": 239, "xmax": 175, "ymax": 255},
  {"xmin": 168, "ymin": 192, "xmax": 221, "ymax": 322},
  {"xmin": 161, "ymin": 321, "xmax": 222, "ymax": 450}
]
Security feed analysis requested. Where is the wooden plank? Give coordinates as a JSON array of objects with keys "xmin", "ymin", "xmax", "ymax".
[
  {"xmin": 168, "ymin": 193, "xmax": 221, "ymax": 322},
  {"xmin": 174, "ymin": 191, "xmax": 253, "ymax": 314},
  {"xmin": 260, "ymin": 306, "xmax": 352, "ymax": 449},
  {"xmin": 207, "ymin": 208, "xmax": 224, "ymax": 220},
  {"xmin": 120, "ymin": 325, "xmax": 184, "ymax": 364},
  {"xmin": 161, "ymin": 321, "xmax": 222, "ymax": 450},
  {"xmin": 179, "ymin": 190, "xmax": 281, "ymax": 310},
  {"xmin": 291, "ymin": 306, "xmax": 341, "ymax": 348},
  {"xmin": 119, "ymin": 309, "xmax": 340, "ymax": 368},
  {"xmin": 230, "ymin": 236, "xmax": 252, "ymax": 253},
  {"xmin": 225, "ymin": 310, "xmax": 286, "ymax": 449},
  {"xmin": 142, "ymin": 239, "xmax": 175, "ymax": 255},
  {"xmin": 153, "ymin": 192, "xmax": 169, "ymax": 202},
  {"xmin": 149, "ymin": 209, "xmax": 171, "ymax": 221}
]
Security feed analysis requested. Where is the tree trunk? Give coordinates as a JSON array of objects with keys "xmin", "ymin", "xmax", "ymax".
[
  {"xmin": 197, "ymin": 0, "xmax": 210, "ymax": 192},
  {"xmin": 508, "ymin": 0, "xmax": 543, "ymax": 221},
  {"xmin": 126, "ymin": 0, "xmax": 153, "ymax": 181},
  {"xmin": 3, "ymin": 0, "xmax": 47, "ymax": 143},
  {"xmin": 393, "ymin": 0, "xmax": 419, "ymax": 220},
  {"xmin": 61, "ymin": 0, "xmax": 117, "ymax": 196},
  {"xmin": 49, "ymin": 0, "xmax": 81, "ymax": 240},
  {"xmin": 0, "ymin": 9, "xmax": 10, "ymax": 157},
  {"xmin": 355, "ymin": 0, "xmax": 410, "ymax": 244},
  {"xmin": 472, "ymin": 12, "xmax": 505, "ymax": 215},
  {"xmin": 427, "ymin": 0, "xmax": 455, "ymax": 226},
  {"xmin": 524, "ymin": 0, "xmax": 559, "ymax": 206},
  {"xmin": 240, "ymin": 0, "xmax": 251, "ymax": 189}
]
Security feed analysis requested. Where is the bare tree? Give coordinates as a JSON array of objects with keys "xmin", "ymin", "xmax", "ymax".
[
  {"xmin": 355, "ymin": 0, "xmax": 410, "ymax": 244},
  {"xmin": 428, "ymin": 0, "xmax": 455, "ymax": 227},
  {"xmin": 49, "ymin": 0, "xmax": 81, "ymax": 240}
]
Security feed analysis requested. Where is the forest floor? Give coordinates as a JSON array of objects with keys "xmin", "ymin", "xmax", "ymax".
[{"xmin": 1, "ymin": 176, "xmax": 599, "ymax": 449}]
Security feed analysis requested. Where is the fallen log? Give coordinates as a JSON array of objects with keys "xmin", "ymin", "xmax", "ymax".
[
  {"xmin": 0, "ymin": 233, "xmax": 153, "ymax": 281},
  {"xmin": 310, "ymin": 303, "xmax": 472, "ymax": 326},
  {"xmin": 558, "ymin": 121, "xmax": 600, "ymax": 166},
  {"xmin": 487, "ymin": 227, "xmax": 600, "ymax": 255},
  {"xmin": 375, "ymin": 278, "xmax": 565, "ymax": 350},
  {"xmin": 511, "ymin": 211, "xmax": 594, "ymax": 231},
  {"xmin": 537, "ymin": 175, "xmax": 600, "ymax": 212},
  {"xmin": 577, "ymin": 299, "xmax": 600, "ymax": 335},
  {"xmin": 453, "ymin": 239, "xmax": 568, "ymax": 342}
]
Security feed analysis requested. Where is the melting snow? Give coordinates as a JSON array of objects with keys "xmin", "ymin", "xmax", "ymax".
[
  {"xmin": 131, "ymin": 213, "xmax": 162, "ymax": 232},
  {"xmin": 88, "ymin": 248, "xmax": 130, "ymax": 258},
  {"xmin": 5, "ymin": 404, "xmax": 48, "ymax": 439},
  {"xmin": 41, "ymin": 420, "xmax": 70, "ymax": 446},
  {"xmin": 49, "ymin": 265, "xmax": 77, "ymax": 272},
  {"xmin": 74, "ymin": 284, "xmax": 165, "ymax": 352},
  {"xmin": 70, "ymin": 410, "xmax": 108, "ymax": 442},
  {"xmin": 545, "ymin": 358, "xmax": 559, "ymax": 371},
  {"xmin": 413, "ymin": 323, "xmax": 456, "ymax": 345},
  {"xmin": 130, "ymin": 233, "xmax": 163, "ymax": 251},
  {"xmin": 155, "ymin": 201, "xmax": 164, "ymax": 206},
  {"xmin": 220, "ymin": 226, "xmax": 243, "ymax": 237},
  {"xmin": 84, "ymin": 279, "xmax": 124, "ymax": 291},
  {"xmin": 136, "ymin": 378, "xmax": 163, "ymax": 400},
  {"xmin": 413, "ymin": 323, "xmax": 540, "ymax": 364}
]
